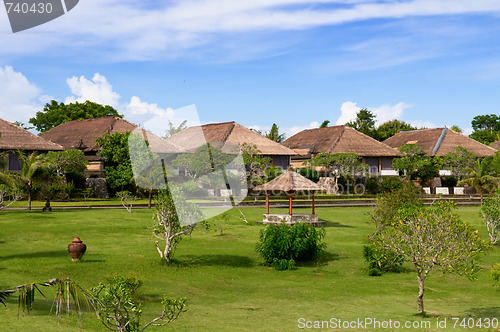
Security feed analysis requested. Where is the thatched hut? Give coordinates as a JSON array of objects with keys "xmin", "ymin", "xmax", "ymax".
[
  {"xmin": 166, "ymin": 122, "xmax": 296, "ymax": 168},
  {"xmin": 0, "ymin": 118, "xmax": 63, "ymax": 171},
  {"xmin": 254, "ymin": 168, "xmax": 324, "ymax": 226},
  {"xmin": 282, "ymin": 125, "xmax": 399, "ymax": 176},
  {"xmin": 384, "ymin": 128, "xmax": 497, "ymax": 157}
]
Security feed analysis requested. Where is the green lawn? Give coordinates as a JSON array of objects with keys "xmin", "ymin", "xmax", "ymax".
[{"xmin": 0, "ymin": 206, "xmax": 499, "ymax": 331}]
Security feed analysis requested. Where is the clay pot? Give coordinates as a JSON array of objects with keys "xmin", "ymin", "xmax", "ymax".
[{"xmin": 68, "ymin": 236, "xmax": 86, "ymax": 262}]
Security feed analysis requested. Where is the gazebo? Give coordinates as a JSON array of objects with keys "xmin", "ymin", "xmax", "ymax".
[{"xmin": 254, "ymin": 168, "xmax": 325, "ymax": 226}]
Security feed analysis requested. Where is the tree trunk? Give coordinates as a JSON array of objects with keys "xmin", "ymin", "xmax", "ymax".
[
  {"xmin": 27, "ymin": 183, "xmax": 32, "ymax": 211},
  {"xmin": 417, "ymin": 275, "xmax": 425, "ymax": 314},
  {"xmin": 148, "ymin": 190, "xmax": 152, "ymax": 209}
]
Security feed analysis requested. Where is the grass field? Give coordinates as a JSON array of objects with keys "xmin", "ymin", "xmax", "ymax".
[{"xmin": 0, "ymin": 206, "xmax": 499, "ymax": 331}]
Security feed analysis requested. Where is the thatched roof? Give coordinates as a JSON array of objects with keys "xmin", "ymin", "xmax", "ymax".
[
  {"xmin": 491, "ymin": 140, "xmax": 500, "ymax": 151},
  {"xmin": 0, "ymin": 118, "xmax": 63, "ymax": 151},
  {"xmin": 384, "ymin": 128, "xmax": 497, "ymax": 157},
  {"xmin": 41, "ymin": 116, "xmax": 184, "ymax": 154},
  {"xmin": 254, "ymin": 169, "xmax": 321, "ymax": 192},
  {"xmin": 282, "ymin": 125, "xmax": 398, "ymax": 157},
  {"xmin": 166, "ymin": 122, "xmax": 296, "ymax": 156},
  {"xmin": 40, "ymin": 116, "xmax": 137, "ymax": 153}
]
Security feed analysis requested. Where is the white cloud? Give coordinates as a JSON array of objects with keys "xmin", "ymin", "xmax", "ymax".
[
  {"xmin": 371, "ymin": 102, "xmax": 412, "ymax": 124},
  {"xmin": 126, "ymin": 96, "xmax": 173, "ymax": 116},
  {"xmin": 0, "ymin": 66, "xmax": 43, "ymax": 124},
  {"xmin": 285, "ymin": 121, "xmax": 320, "ymax": 137},
  {"xmin": 462, "ymin": 126, "xmax": 473, "ymax": 136},
  {"xmin": 336, "ymin": 101, "xmax": 360, "ymax": 125},
  {"xmin": 336, "ymin": 101, "xmax": 413, "ymax": 126},
  {"xmin": 408, "ymin": 119, "xmax": 439, "ymax": 129},
  {"xmin": 65, "ymin": 73, "xmax": 121, "ymax": 107},
  {"xmin": 2, "ymin": 0, "xmax": 500, "ymax": 61}
]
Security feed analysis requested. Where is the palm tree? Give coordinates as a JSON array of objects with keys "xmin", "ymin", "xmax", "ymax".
[
  {"xmin": 458, "ymin": 157, "xmax": 499, "ymax": 203},
  {"xmin": 17, "ymin": 151, "xmax": 50, "ymax": 210}
]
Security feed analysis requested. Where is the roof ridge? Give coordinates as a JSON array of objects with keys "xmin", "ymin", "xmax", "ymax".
[
  {"xmin": 432, "ymin": 128, "xmax": 448, "ymax": 155},
  {"xmin": 328, "ymin": 125, "xmax": 345, "ymax": 153}
]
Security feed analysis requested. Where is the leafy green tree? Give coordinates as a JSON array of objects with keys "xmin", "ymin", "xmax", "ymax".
[
  {"xmin": 450, "ymin": 125, "xmax": 463, "ymax": 134},
  {"xmin": 346, "ymin": 108, "xmax": 376, "ymax": 138},
  {"xmin": 392, "ymin": 144, "xmax": 432, "ymax": 181},
  {"xmin": 307, "ymin": 152, "xmax": 367, "ymax": 194},
  {"xmin": 152, "ymin": 189, "xmax": 204, "ymax": 261},
  {"xmin": 239, "ymin": 143, "xmax": 271, "ymax": 187},
  {"xmin": 481, "ymin": 191, "xmax": 500, "ymax": 244},
  {"xmin": 17, "ymin": 151, "xmax": 51, "ymax": 210},
  {"xmin": 442, "ymin": 147, "xmax": 478, "ymax": 180},
  {"xmin": 29, "ymin": 100, "xmax": 122, "ymax": 133},
  {"xmin": 265, "ymin": 123, "xmax": 285, "ymax": 143},
  {"xmin": 96, "ymin": 132, "xmax": 134, "ymax": 193},
  {"xmin": 469, "ymin": 114, "xmax": 500, "ymax": 145},
  {"xmin": 171, "ymin": 144, "xmax": 235, "ymax": 179},
  {"xmin": 375, "ymin": 119, "xmax": 416, "ymax": 141},
  {"xmin": 375, "ymin": 201, "xmax": 489, "ymax": 314},
  {"xmin": 13, "ymin": 121, "xmax": 34, "ymax": 130},
  {"xmin": 458, "ymin": 157, "xmax": 499, "ymax": 202},
  {"xmin": 45, "ymin": 150, "xmax": 88, "ymax": 176},
  {"xmin": 319, "ymin": 120, "xmax": 330, "ymax": 128}
]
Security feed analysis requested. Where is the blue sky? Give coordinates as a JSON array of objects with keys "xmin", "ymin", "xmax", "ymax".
[{"xmin": 1, "ymin": 0, "xmax": 500, "ymax": 137}]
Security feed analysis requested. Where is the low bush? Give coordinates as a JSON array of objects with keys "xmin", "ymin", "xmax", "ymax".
[
  {"xmin": 362, "ymin": 243, "xmax": 403, "ymax": 275},
  {"xmin": 380, "ymin": 176, "xmax": 403, "ymax": 192},
  {"xmin": 256, "ymin": 223, "xmax": 326, "ymax": 270}
]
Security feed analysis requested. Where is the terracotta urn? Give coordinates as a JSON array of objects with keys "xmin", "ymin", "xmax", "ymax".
[{"xmin": 68, "ymin": 236, "xmax": 86, "ymax": 262}]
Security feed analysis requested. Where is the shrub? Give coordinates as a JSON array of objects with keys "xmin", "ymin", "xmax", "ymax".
[
  {"xmin": 180, "ymin": 181, "xmax": 207, "ymax": 197},
  {"xmin": 490, "ymin": 263, "xmax": 500, "ymax": 285},
  {"xmin": 362, "ymin": 243, "xmax": 403, "ymax": 275},
  {"xmin": 297, "ymin": 168, "xmax": 319, "ymax": 182},
  {"xmin": 481, "ymin": 192, "xmax": 500, "ymax": 245},
  {"xmin": 380, "ymin": 176, "xmax": 403, "ymax": 192},
  {"xmin": 365, "ymin": 177, "xmax": 380, "ymax": 194},
  {"xmin": 441, "ymin": 175, "xmax": 458, "ymax": 187},
  {"xmin": 255, "ymin": 223, "xmax": 326, "ymax": 270}
]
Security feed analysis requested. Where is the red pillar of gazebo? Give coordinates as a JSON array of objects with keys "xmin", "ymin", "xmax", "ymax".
[
  {"xmin": 312, "ymin": 193, "xmax": 315, "ymax": 214},
  {"xmin": 289, "ymin": 195, "xmax": 293, "ymax": 215},
  {"xmin": 265, "ymin": 193, "xmax": 269, "ymax": 214}
]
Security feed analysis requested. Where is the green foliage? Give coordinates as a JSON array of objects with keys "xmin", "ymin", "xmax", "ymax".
[
  {"xmin": 171, "ymin": 144, "xmax": 235, "ymax": 179},
  {"xmin": 490, "ymin": 263, "xmax": 500, "ymax": 285},
  {"xmin": 180, "ymin": 181, "xmax": 207, "ymax": 197},
  {"xmin": 379, "ymin": 176, "xmax": 403, "ymax": 192},
  {"xmin": 458, "ymin": 157, "xmax": 499, "ymax": 201},
  {"xmin": 375, "ymin": 119, "xmax": 416, "ymax": 141},
  {"xmin": 481, "ymin": 192, "xmax": 500, "ymax": 244},
  {"xmin": 29, "ymin": 100, "xmax": 122, "ymax": 133},
  {"xmin": 255, "ymin": 223, "xmax": 326, "ymax": 270},
  {"xmin": 392, "ymin": 144, "xmax": 433, "ymax": 180},
  {"xmin": 375, "ymin": 201, "xmax": 490, "ymax": 313},
  {"xmin": 45, "ymin": 150, "xmax": 88, "ymax": 176},
  {"xmin": 153, "ymin": 189, "xmax": 204, "ymax": 261},
  {"xmin": 345, "ymin": 108, "xmax": 376, "ymax": 138},
  {"xmin": 362, "ymin": 244, "xmax": 403, "ymax": 275},
  {"xmin": 370, "ymin": 183, "xmax": 422, "ymax": 236},
  {"xmin": 319, "ymin": 120, "xmax": 330, "ymax": 128},
  {"xmin": 96, "ymin": 131, "xmax": 134, "ymax": 193},
  {"xmin": 91, "ymin": 273, "xmax": 144, "ymax": 331},
  {"xmin": 364, "ymin": 177, "xmax": 380, "ymax": 194},
  {"xmin": 264, "ymin": 123, "xmax": 285, "ymax": 143},
  {"xmin": 164, "ymin": 120, "xmax": 187, "ymax": 138},
  {"xmin": 239, "ymin": 143, "xmax": 271, "ymax": 187},
  {"xmin": 469, "ymin": 114, "xmax": 500, "ymax": 145},
  {"xmin": 297, "ymin": 168, "xmax": 319, "ymax": 182},
  {"xmin": 443, "ymin": 147, "xmax": 478, "ymax": 179}
]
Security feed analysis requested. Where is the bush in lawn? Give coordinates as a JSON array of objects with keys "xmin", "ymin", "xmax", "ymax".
[
  {"xmin": 481, "ymin": 191, "xmax": 500, "ymax": 245},
  {"xmin": 255, "ymin": 223, "xmax": 326, "ymax": 270},
  {"xmin": 362, "ymin": 243, "xmax": 403, "ymax": 276},
  {"xmin": 365, "ymin": 177, "xmax": 380, "ymax": 194}
]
